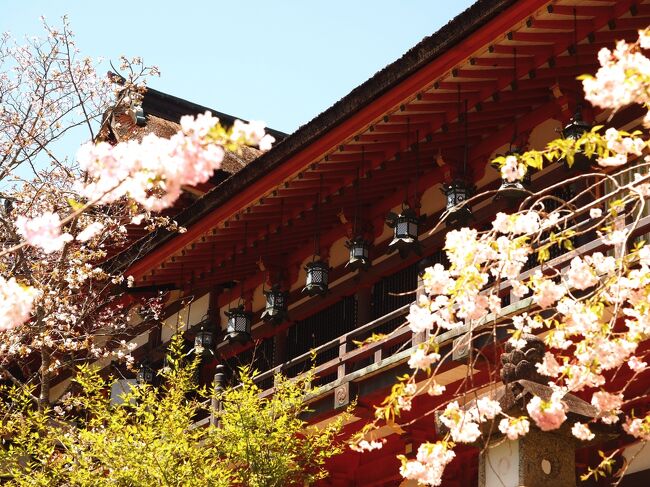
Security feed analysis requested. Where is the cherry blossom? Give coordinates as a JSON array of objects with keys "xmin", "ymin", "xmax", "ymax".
[
  {"xmin": 628, "ymin": 356, "xmax": 647, "ymax": 372},
  {"xmin": 536, "ymin": 352, "xmax": 562, "ymax": 378},
  {"xmin": 623, "ymin": 415, "xmax": 650, "ymax": 441},
  {"xmin": 408, "ymin": 346, "xmax": 441, "ymax": 370},
  {"xmin": 530, "ymin": 271, "xmax": 566, "ymax": 309},
  {"xmin": 526, "ymin": 392, "xmax": 567, "ymax": 431},
  {"xmin": 591, "ymin": 391, "xmax": 623, "ymax": 424},
  {"xmin": 76, "ymin": 221, "xmax": 104, "ymax": 242},
  {"xmin": 498, "ymin": 417, "xmax": 530, "ymax": 441},
  {"xmin": 399, "ymin": 441, "xmax": 455, "ymax": 486},
  {"xmin": 77, "ymin": 112, "xmax": 273, "ymax": 211},
  {"xmin": 572, "ymin": 422, "xmax": 595, "ymax": 441},
  {"xmin": 440, "ymin": 401, "xmax": 481, "ymax": 443},
  {"xmin": 407, "ymin": 302, "xmax": 434, "ymax": 334},
  {"xmin": 468, "ymin": 397, "xmax": 502, "ymax": 422},
  {"xmin": 0, "ymin": 277, "xmax": 40, "ymax": 331},
  {"xmin": 501, "ymin": 154, "xmax": 526, "ymax": 182},
  {"xmin": 566, "ymin": 256, "xmax": 599, "ymax": 290},
  {"xmin": 589, "ymin": 207, "xmax": 603, "ymax": 219},
  {"xmin": 15, "ymin": 212, "xmax": 73, "ymax": 254},
  {"xmin": 350, "ymin": 439, "xmax": 385, "ymax": 452},
  {"xmin": 421, "ymin": 263, "xmax": 454, "ymax": 295}
]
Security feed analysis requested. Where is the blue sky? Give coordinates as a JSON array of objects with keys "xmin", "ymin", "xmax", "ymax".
[{"xmin": 4, "ymin": 0, "xmax": 475, "ymax": 135}]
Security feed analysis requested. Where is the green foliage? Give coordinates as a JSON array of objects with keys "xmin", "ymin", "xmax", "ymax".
[
  {"xmin": 0, "ymin": 335, "xmax": 346, "ymax": 486},
  {"xmin": 208, "ymin": 367, "xmax": 346, "ymax": 487}
]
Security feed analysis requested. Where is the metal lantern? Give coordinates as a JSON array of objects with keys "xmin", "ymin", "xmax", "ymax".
[
  {"xmin": 136, "ymin": 361, "xmax": 154, "ymax": 385},
  {"xmin": 224, "ymin": 305, "xmax": 252, "ymax": 343},
  {"xmin": 386, "ymin": 206, "xmax": 422, "ymax": 258},
  {"xmin": 194, "ymin": 326, "xmax": 214, "ymax": 357},
  {"xmin": 302, "ymin": 260, "xmax": 329, "ymax": 296},
  {"xmin": 345, "ymin": 237, "xmax": 371, "ymax": 271},
  {"xmin": 562, "ymin": 110, "xmax": 592, "ymax": 171},
  {"xmin": 261, "ymin": 285, "xmax": 288, "ymax": 324},
  {"xmin": 442, "ymin": 179, "xmax": 474, "ymax": 227},
  {"xmin": 493, "ymin": 149, "xmax": 532, "ymax": 202}
]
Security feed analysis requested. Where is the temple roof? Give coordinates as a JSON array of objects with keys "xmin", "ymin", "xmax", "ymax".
[{"xmin": 106, "ymin": 0, "xmax": 521, "ymax": 274}]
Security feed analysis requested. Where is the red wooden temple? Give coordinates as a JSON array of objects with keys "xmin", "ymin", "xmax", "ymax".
[{"xmin": 49, "ymin": 0, "xmax": 650, "ymax": 484}]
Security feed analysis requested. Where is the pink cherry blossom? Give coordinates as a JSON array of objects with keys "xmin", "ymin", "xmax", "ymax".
[
  {"xmin": 589, "ymin": 207, "xmax": 603, "ymax": 219},
  {"xmin": 498, "ymin": 417, "xmax": 530, "ymax": 440},
  {"xmin": 77, "ymin": 112, "xmax": 271, "ymax": 212},
  {"xmin": 469, "ymin": 397, "xmax": 502, "ymax": 422},
  {"xmin": 501, "ymin": 155, "xmax": 526, "ymax": 182},
  {"xmin": 0, "ymin": 277, "xmax": 40, "ymax": 331},
  {"xmin": 598, "ymin": 153, "xmax": 627, "ymax": 167},
  {"xmin": 407, "ymin": 303, "xmax": 434, "ymax": 334},
  {"xmin": 400, "ymin": 441, "xmax": 455, "ymax": 486},
  {"xmin": 513, "ymin": 211, "xmax": 541, "ymax": 235},
  {"xmin": 536, "ymin": 352, "xmax": 561, "ymax": 378},
  {"xmin": 566, "ymin": 257, "xmax": 598, "ymax": 290},
  {"xmin": 628, "ymin": 356, "xmax": 647, "ymax": 372},
  {"xmin": 16, "ymin": 212, "xmax": 73, "ymax": 253},
  {"xmin": 527, "ymin": 392, "xmax": 567, "ymax": 431},
  {"xmin": 639, "ymin": 28, "xmax": 650, "ymax": 49},
  {"xmin": 510, "ymin": 279, "xmax": 530, "ymax": 298},
  {"xmin": 591, "ymin": 391, "xmax": 623, "ymax": 424},
  {"xmin": 350, "ymin": 439, "xmax": 385, "ymax": 452},
  {"xmin": 492, "ymin": 212, "xmax": 513, "ymax": 234},
  {"xmin": 571, "ymin": 422, "xmax": 595, "ymax": 441},
  {"xmin": 408, "ymin": 347, "xmax": 441, "ymax": 370},
  {"xmin": 639, "ymin": 245, "xmax": 650, "ymax": 266},
  {"xmin": 422, "ymin": 263, "xmax": 455, "ymax": 295},
  {"xmin": 440, "ymin": 401, "xmax": 481, "ymax": 443},
  {"xmin": 623, "ymin": 416, "xmax": 650, "ymax": 440},
  {"xmin": 531, "ymin": 271, "xmax": 566, "ymax": 308},
  {"xmin": 76, "ymin": 221, "xmax": 104, "ymax": 242}
]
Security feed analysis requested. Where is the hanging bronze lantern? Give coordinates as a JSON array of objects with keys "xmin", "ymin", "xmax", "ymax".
[
  {"xmin": 224, "ymin": 305, "xmax": 252, "ymax": 343},
  {"xmin": 136, "ymin": 361, "xmax": 154, "ymax": 384},
  {"xmin": 441, "ymin": 179, "xmax": 474, "ymax": 227},
  {"xmin": 302, "ymin": 260, "xmax": 329, "ymax": 296},
  {"xmin": 562, "ymin": 109, "xmax": 592, "ymax": 171},
  {"xmin": 492, "ymin": 148, "xmax": 532, "ymax": 202},
  {"xmin": 261, "ymin": 285, "xmax": 288, "ymax": 324},
  {"xmin": 345, "ymin": 237, "xmax": 371, "ymax": 270},
  {"xmin": 386, "ymin": 206, "xmax": 422, "ymax": 258},
  {"xmin": 194, "ymin": 324, "xmax": 214, "ymax": 357}
]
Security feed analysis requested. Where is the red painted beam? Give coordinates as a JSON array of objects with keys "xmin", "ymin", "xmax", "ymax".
[{"xmin": 125, "ymin": 0, "xmax": 553, "ymax": 281}]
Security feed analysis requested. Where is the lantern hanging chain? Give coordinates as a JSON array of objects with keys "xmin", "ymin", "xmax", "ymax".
[
  {"xmin": 512, "ymin": 46, "xmax": 518, "ymax": 147},
  {"xmin": 414, "ymin": 129, "xmax": 420, "ymax": 208},
  {"xmin": 353, "ymin": 146, "xmax": 363, "ymax": 236},
  {"xmin": 279, "ymin": 197, "xmax": 284, "ymax": 234},
  {"xmin": 573, "ymin": 7, "xmax": 582, "ymax": 102},
  {"xmin": 186, "ymin": 298, "xmax": 193, "ymax": 333},
  {"xmin": 229, "ymin": 244, "xmax": 236, "ymax": 310},
  {"xmin": 573, "ymin": 8, "xmax": 578, "ymax": 68},
  {"xmin": 210, "ymin": 240, "xmax": 216, "ymax": 274},
  {"xmin": 314, "ymin": 174, "xmax": 323, "ymax": 258},
  {"xmin": 457, "ymin": 84, "xmax": 463, "ymax": 178},
  {"xmin": 263, "ymin": 223, "xmax": 270, "ymax": 292},
  {"xmin": 463, "ymin": 99, "xmax": 469, "ymax": 178},
  {"xmin": 405, "ymin": 117, "xmax": 411, "ymax": 207},
  {"xmin": 241, "ymin": 221, "xmax": 248, "ymax": 302},
  {"xmin": 176, "ymin": 261, "xmax": 184, "ymax": 332}
]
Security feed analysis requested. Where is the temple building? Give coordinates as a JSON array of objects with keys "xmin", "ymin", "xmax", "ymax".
[{"xmin": 48, "ymin": 0, "xmax": 650, "ymax": 485}]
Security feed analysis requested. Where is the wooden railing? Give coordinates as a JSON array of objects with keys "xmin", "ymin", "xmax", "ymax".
[
  {"xmin": 189, "ymin": 211, "xmax": 650, "ymax": 430},
  {"xmin": 253, "ymin": 302, "xmax": 413, "ymax": 395}
]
